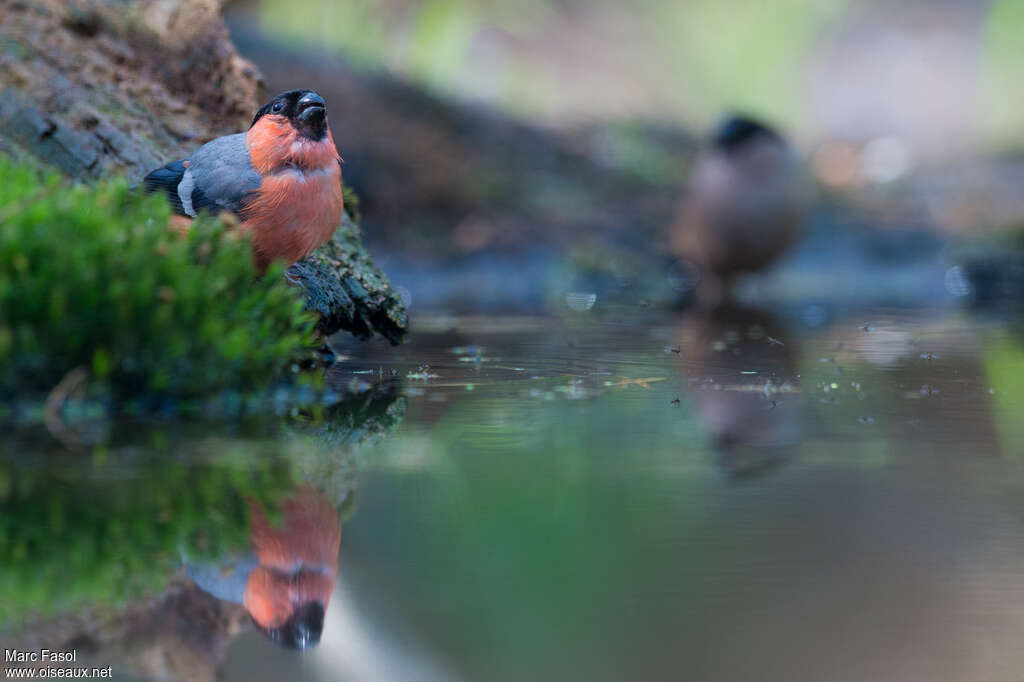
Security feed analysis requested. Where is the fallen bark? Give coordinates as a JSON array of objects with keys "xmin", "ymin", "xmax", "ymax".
[{"xmin": 287, "ymin": 211, "xmax": 408, "ymax": 343}]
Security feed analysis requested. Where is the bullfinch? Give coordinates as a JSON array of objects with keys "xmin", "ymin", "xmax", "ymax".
[
  {"xmin": 144, "ymin": 89, "xmax": 343, "ymax": 271},
  {"xmin": 671, "ymin": 115, "xmax": 810, "ymax": 307},
  {"xmin": 184, "ymin": 485, "xmax": 342, "ymax": 649}
]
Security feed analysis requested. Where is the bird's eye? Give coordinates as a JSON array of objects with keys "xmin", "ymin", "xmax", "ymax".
[{"xmin": 271, "ymin": 101, "xmax": 283, "ymax": 113}]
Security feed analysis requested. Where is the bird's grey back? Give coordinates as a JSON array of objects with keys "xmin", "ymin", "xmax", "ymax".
[{"xmin": 188, "ymin": 133, "xmax": 262, "ymax": 215}]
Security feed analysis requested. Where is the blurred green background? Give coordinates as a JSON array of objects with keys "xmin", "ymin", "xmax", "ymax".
[{"xmin": 236, "ymin": 0, "xmax": 1024, "ymax": 156}]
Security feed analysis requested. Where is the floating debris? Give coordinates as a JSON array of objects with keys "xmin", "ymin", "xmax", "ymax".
[
  {"xmin": 664, "ymin": 345, "xmax": 681, "ymax": 354},
  {"xmin": 565, "ymin": 292, "xmax": 597, "ymax": 312},
  {"xmin": 920, "ymin": 352, "xmax": 940, "ymax": 361},
  {"xmin": 858, "ymin": 416, "xmax": 875, "ymax": 425},
  {"xmin": 670, "ymin": 398, "xmax": 681, "ymax": 406},
  {"xmin": 741, "ymin": 371, "xmax": 758, "ymax": 375},
  {"xmin": 407, "ymin": 364, "xmax": 440, "ymax": 380},
  {"xmin": 766, "ymin": 336, "xmax": 785, "ymax": 346},
  {"xmin": 602, "ymin": 377, "xmax": 668, "ymax": 390},
  {"xmin": 458, "ymin": 355, "xmax": 491, "ymax": 364},
  {"xmin": 555, "ymin": 379, "xmax": 588, "ymax": 400}
]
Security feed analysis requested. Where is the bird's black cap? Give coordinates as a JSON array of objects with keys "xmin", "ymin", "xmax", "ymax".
[
  {"xmin": 251, "ymin": 89, "xmax": 328, "ymax": 140},
  {"xmin": 254, "ymin": 601, "xmax": 325, "ymax": 650},
  {"xmin": 711, "ymin": 115, "xmax": 783, "ymax": 153}
]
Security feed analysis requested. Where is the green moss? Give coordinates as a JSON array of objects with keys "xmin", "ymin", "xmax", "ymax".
[
  {"xmin": 0, "ymin": 157, "xmax": 317, "ymax": 401},
  {"xmin": 342, "ymin": 183, "xmax": 362, "ymax": 224}
]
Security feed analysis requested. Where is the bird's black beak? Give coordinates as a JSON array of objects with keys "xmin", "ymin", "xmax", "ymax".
[
  {"xmin": 294, "ymin": 91, "xmax": 327, "ymax": 140},
  {"xmin": 296, "ymin": 92, "xmax": 326, "ymax": 124},
  {"xmin": 256, "ymin": 601, "xmax": 326, "ymax": 649}
]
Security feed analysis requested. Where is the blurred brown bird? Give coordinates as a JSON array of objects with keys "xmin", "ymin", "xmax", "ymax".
[{"xmin": 671, "ymin": 115, "xmax": 810, "ymax": 307}]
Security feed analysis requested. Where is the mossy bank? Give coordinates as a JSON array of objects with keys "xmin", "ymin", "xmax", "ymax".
[{"xmin": 0, "ymin": 158, "xmax": 323, "ymax": 404}]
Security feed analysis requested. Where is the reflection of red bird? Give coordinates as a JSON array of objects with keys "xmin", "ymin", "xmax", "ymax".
[
  {"xmin": 183, "ymin": 484, "xmax": 342, "ymax": 650},
  {"xmin": 143, "ymin": 89, "xmax": 343, "ymax": 272},
  {"xmin": 244, "ymin": 485, "xmax": 342, "ymax": 649}
]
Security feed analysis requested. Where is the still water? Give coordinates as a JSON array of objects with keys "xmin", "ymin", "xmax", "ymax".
[{"xmin": 4, "ymin": 306, "xmax": 1024, "ymax": 681}]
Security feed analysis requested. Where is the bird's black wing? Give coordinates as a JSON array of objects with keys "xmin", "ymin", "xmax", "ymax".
[{"xmin": 142, "ymin": 159, "xmax": 189, "ymax": 216}]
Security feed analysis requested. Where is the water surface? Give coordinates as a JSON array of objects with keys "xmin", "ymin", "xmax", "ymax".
[{"xmin": 4, "ymin": 307, "xmax": 1024, "ymax": 682}]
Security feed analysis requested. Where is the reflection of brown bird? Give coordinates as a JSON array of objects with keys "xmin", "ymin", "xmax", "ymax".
[
  {"xmin": 677, "ymin": 305, "xmax": 801, "ymax": 478},
  {"xmin": 672, "ymin": 116, "xmax": 810, "ymax": 307},
  {"xmin": 184, "ymin": 484, "xmax": 341, "ymax": 649}
]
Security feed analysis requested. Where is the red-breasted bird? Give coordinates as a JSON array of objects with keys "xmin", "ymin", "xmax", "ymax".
[
  {"xmin": 671, "ymin": 115, "xmax": 810, "ymax": 307},
  {"xmin": 144, "ymin": 89, "xmax": 343, "ymax": 271}
]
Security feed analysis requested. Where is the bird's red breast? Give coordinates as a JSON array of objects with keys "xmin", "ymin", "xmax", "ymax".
[
  {"xmin": 243, "ymin": 115, "xmax": 344, "ymax": 271},
  {"xmin": 243, "ymin": 485, "xmax": 342, "ymax": 629}
]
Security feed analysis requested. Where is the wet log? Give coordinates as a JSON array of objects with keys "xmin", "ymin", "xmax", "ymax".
[{"xmin": 286, "ymin": 211, "xmax": 408, "ymax": 342}]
